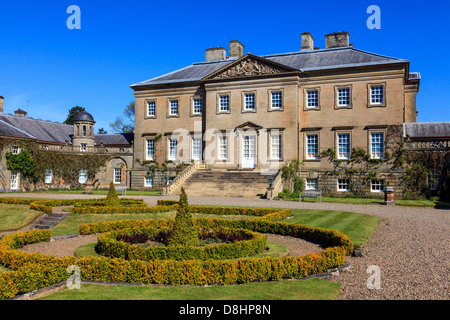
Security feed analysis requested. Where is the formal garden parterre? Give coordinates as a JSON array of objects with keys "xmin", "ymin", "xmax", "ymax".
[{"xmin": 0, "ymin": 186, "xmax": 354, "ymax": 300}]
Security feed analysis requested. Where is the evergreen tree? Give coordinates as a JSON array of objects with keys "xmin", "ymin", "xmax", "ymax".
[
  {"xmin": 168, "ymin": 188, "xmax": 198, "ymax": 246},
  {"xmin": 105, "ymin": 181, "xmax": 120, "ymax": 206}
]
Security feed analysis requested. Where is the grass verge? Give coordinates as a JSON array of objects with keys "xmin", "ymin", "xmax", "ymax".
[
  {"xmin": 39, "ymin": 278, "xmax": 341, "ymax": 300},
  {"xmin": 0, "ymin": 204, "xmax": 43, "ymax": 232}
]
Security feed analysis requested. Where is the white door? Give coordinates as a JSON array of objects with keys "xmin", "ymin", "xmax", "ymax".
[
  {"xmin": 242, "ymin": 136, "xmax": 256, "ymax": 169},
  {"xmin": 10, "ymin": 171, "xmax": 19, "ymax": 190}
]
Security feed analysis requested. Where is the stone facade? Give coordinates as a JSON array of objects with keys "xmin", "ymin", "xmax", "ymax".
[{"xmin": 130, "ymin": 32, "xmax": 421, "ymax": 197}]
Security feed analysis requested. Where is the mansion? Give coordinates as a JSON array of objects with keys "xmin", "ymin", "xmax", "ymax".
[{"xmin": 1, "ymin": 31, "xmax": 449, "ymax": 198}]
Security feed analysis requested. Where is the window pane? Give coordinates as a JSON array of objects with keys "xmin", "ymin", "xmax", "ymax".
[
  {"xmin": 79, "ymin": 169, "xmax": 87, "ymax": 184},
  {"xmin": 220, "ymin": 95, "xmax": 229, "ymax": 112},
  {"xmin": 271, "ymin": 134, "xmax": 282, "ymax": 159},
  {"xmin": 147, "ymin": 101, "xmax": 156, "ymax": 116},
  {"xmin": 307, "ymin": 90, "xmax": 319, "ymax": 108},
  {"xmin": 271, "ymin": 91, "xmax": 282, "ymax": 109},
  {"xmin": 192, "ymin": 138, "xmax": 202, "ymax": 160},
  {"xmin": 170, "ymin": 100, "xmax": 178, "ymax": 115},
  {"xmin": 371, "ymin": 133, "xmax": 384, "ymax": 159},
  {"xmin": 244, "ymin": 93, "xmax": 255, "ymax": 110},
  {"xmin": 338, "ymin": 134, "xmax": 351, "ymax": 159},
  {"xmin": 338, "ymin": 179, "xmax": 350, "ymax": 191},
  {"xmin": 428, "ymin": 170, "xmax": 439, "ymax": 190},
  {"xmin": 371, "ymin": 86, "xmax": 384, "ymax": 105},
  {"xmin": 306, "ymin": 178, "xmax": 318, "ymax": 190},
  {"xmin": 114, "ymin": 168, "xmax": 122, "ymax": 184},
  {"xmin": 45, "ymin": 170, "xmax": 52, "ymax": 184},
  {"xmin": 146, "ymin": 139, "xmax": 155, "ymax": 161},
  {"xmin": 169, "ymin": 139, "xmax": 178, "ymax": 161},
  {"xmin": 371, "ymin": 180, "xmax": 385, "ymax": 192},
  {"xmin": 218, "ymin": 136, "xmax": 228, "ymax": 160},
  {"xmin": 337, "ymin": 88, "xmax": 350, "ymax": 106},
  {"xmin": 145, "ymin": 176, "xmax": 153, "ymax": 188},
  {"xmin": 306, "ymin": 134, "xmax": 319, "ymax": 159},
  {"xmin": 193, "ymin": 99, "xmax": 202, "ymax": 114}
]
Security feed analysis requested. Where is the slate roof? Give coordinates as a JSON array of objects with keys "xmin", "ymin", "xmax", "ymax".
[
  {"xmin": 404, "ymin": 122, "xmax": 450, "ymax": 139},
  {"xmin": 0, "ymin": 113, "xmax": 134, "ymax": 146},
  {"xmin": 131, "ymin": 47, "xmax": 409, "ymax": 88}
]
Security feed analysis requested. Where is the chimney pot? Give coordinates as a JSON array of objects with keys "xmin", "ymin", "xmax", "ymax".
[
  {"xmin": 229, "ymin": 40, "xmax": 245, "ymax": 58},
  {"xmin": 205, "ymin": 47, "xmax": 227, "ymax": 62},
  {"xmin": 0, "ymin": 96, "xmax": 4, "ymax": 113},
  {"xmin": 301, "ymin": 32, "xmax": 314, "ymax": 51},
  {"xmin": 325, "ymin": 31, "xmax": 350, "ymax": 49}
]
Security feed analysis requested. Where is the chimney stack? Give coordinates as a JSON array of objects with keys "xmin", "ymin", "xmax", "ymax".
[
  {"xmin": 0, "ymin": 96, "xmax": 4, "ymax": 113},
  {"xmin": 14, "ymin": 109, "xmax": 27, "ymax": 118},
  {"xmin": 229, "ymin": 40, "xmax": 245, "ymax": 58},
  {"xmin": 205, "ymin": 47, "xmax": 227, "ymax": 62},
  {"xmin": 301, "ymin": 32, "xmax": 314, "ymax": 51},
  {"xmin": 325, "ymin": 31, "xmax": 350, "ymax": 49}
]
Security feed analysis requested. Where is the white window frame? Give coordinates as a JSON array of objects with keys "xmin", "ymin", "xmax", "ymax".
[
  {"xmin": 169, "ymin": 100, "xmax": 179, "ymax": 116},
  {"xmin": 270, "ymin": 134, "xmax": 282, "ymax": 160},
  {"xmin": 370, "ymin": 132, "xmax": 385, "ymax": 159},
  {"xmin": 45, "ymin": 170, "xmax": 52, "ymax": 184},
  {"xmin": 306, "ymin": 89, "xmax": 319, "ymax": 109},
  {"xmin": 144, "ymin": 176, "xmax": 153, "ymax": 188},
  {"xmin": 79, "ymin": 169, "xmax": 87, "ymax": 184},
  {"xmin": 146, "ymin": 139, "xmax": 155, "ymax": 161},
  {"xmin": 370, "ymin": 85, "xmax": 385, "ymax": 106},
  {"xmin": 428, "ymin": 169, "xmax": 439, "ymax": 191},
  {"xmin": 306, "ymin": 134, "xmax": 319, "ymax": 159},
  {"xmin": 306, "ymin": 178, "xmax": 318, "ymax": 191},
  {"xmin": 244, "ymin": 93, "xmax": 256, "ymax": 111},
  {"xmin": 337, "ymin": 133, "xmax": 351, "ymax": 160},
  {"xmin": 192, "ymin": 137, "xmax": 202, "ymax": 161},
  {"xmin": 192, "ymin": 98, "xmax": 203, "ymax": 115},
  {"xmin": 218, "ymin": 135, "xmax": 228, "ymax": 160},
  {"xmin": 80, "ymin": 143, "xmax": 88, "ymax": 152},
  {"xmin": 270, "ymin": 91, "xmax": 283, "ymax": 110},
  {"xmin": 337, "ymin": 179, "xmax": 351, "ymax": 192},
  {"xmin": 371, "ymin": 180, "xmax": 385, "ymax": 193},
  {"xmin": 12, "ymin": 146, "xmax": 20, "ymax": 154},
  {"xmin": 114, "ymin": 168, "xmax": 122, "ymax": 185},
  {"xmin": 168, "ymin": 138, "xmax": 178, "ymax": 161},
  {"xmin": 219, "ymin": 95, "xmax": 230, "ymax": 113},
  {"xmin": 147, "ymin": 101, "xmax": 156, "ymax": 117},
  {"xmin": 337, "ymin": 87, "xmax": 351, "ymax": 107}
]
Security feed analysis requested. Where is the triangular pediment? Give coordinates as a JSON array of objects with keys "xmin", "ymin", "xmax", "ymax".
[
  {"xmin": 204, "ymin": 54, "xmax": 298, "ymax": 81},
  {"xmin": 235, "ymin": 121, "xmax": 263, "ymax": 131}
]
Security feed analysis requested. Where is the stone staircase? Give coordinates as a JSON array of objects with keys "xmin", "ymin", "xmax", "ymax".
[
  {"xmin": 31, "ymin": 211, "xmax": 69, "ymax": 230},
  {"xmin": 173, "ymin": 169, "xmax": 278, "ymax": 198}
]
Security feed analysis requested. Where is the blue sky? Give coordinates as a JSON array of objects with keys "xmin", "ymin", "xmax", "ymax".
[{"xmin": 0, "ymin": 0, "xmax": 449, "ymax": 131}]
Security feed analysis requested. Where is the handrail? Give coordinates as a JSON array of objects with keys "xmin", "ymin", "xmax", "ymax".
[{"xmin": 164, "ymin": 161, "xmax": 205, "ymax": 195}]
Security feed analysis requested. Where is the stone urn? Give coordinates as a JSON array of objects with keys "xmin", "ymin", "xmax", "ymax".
[{"xmin": 83, "ymin": 182, "xmax": 93, "ymax": 195}]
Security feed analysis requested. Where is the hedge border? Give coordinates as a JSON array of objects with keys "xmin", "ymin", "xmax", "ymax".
[{"xmin": 96, "ymin": 226, "xmax": 267, "ymax": 262}]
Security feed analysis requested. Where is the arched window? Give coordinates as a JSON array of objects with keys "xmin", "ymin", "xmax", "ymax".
[{"xmin": 82, "ymin": 126, "xmax": 87, "ymax": 137}]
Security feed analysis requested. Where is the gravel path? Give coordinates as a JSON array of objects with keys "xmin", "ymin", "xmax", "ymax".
[
  {"xmin": 2, "ymin": 193, "xmax": 449, "ymax": 300},
  {"xmin": 20, "ymin": 235, "xmax": 97, "ymax": 258}
]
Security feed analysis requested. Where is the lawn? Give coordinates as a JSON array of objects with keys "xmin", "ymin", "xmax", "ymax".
[
  {"xmin": 289, "ymin": 209, "xmax": 380, "ymax": 247},
  {"xmin": 288, "ymin": 196, "xmax": 450, "ymax": 208},
  {"xmin": 39, "ymin": 278, "xmax": 341, "ymax": 301},
  {"xmin": 0, "ymin": 203, "xmax": 43, "ymax": 232}
]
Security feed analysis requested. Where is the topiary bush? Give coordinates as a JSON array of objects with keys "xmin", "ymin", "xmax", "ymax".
[
  {"xmin": 168, "ymin": 188, "xmax": 198, "ymax": 247},
  {"xmin": 105, "ymin": 182, "xmax": 120, "ymax": 206}
]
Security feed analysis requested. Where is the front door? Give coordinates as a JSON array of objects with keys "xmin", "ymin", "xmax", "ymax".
[
  {"xmin": 10, "ymin": 171, "xmax": 19, "ymax": 190},
  {"xmin": 242, "ymin": 135, "xmax": 256, "ymax": 169}
]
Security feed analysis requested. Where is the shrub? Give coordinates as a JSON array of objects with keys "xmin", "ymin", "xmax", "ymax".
[
  {"xmin": 105, "ymin": 182, "xmax": 120, "ymax": 206},
  {"xmin": 168, "ymin": 188, "xmax": 198, "ymax": 246}
]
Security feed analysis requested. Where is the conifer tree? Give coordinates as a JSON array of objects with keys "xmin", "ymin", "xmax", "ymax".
[{"xmin": 168, "ymin": 187, "xmax": 198, "ymax": 246}]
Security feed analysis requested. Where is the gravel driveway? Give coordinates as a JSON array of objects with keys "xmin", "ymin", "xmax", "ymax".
[{"xmin": 2, "ymin": 193, "xmax": 449, "ymax": 300}]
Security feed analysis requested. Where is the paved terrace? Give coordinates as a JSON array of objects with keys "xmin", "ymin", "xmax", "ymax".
[{"xmin": 1, "ymin": 192, "xmax": 449, "ymax": 300}]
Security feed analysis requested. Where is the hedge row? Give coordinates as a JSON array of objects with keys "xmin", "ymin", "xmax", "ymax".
[
  {"xmin": 96, "ymin": 226, "xmax": 267, "ymax": 262},
  {"xmin": 0, "ymin": 224, "xmax": 349, "ymax": 299},
  {"xmin": 73, "ymin": 199, "xmax": 146, "ymax": 207},
  {"xmin": 71, "ymin": 205, "xmax": 178, "ymax": 214},
  {"xmin": 80, "ymin": 216, "xmax": 353, "ymax": 256},
  {"xmin": 0, "ymin": 230, "xmax": 75, "ymax": 300}
]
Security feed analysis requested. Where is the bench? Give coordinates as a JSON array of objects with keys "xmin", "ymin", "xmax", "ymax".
[
  {"xmin": 300, "ymin": 190, "xmax": 322, "ymax": 203},
  {"xmin": 115, "ymin": 186, "xmax": 127, "ymax": 196}
]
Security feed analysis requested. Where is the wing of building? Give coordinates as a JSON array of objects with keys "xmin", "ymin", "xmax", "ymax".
[
  {"xmin": 129, "ymin": 31, "xmax": 427, "ymax": 198},
  {"xmin": 0, "ymin": 108, "xmax": 133, "ymax": 191}
]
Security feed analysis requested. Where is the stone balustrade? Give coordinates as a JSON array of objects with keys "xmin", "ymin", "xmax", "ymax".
[
  {"xmin": 406, "ymin": 140, "xmax": 450, "ymax": 151},
  {"xmin": 39, "ymin": 144, "xmax": 133, "ymax": 154}
]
